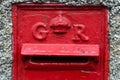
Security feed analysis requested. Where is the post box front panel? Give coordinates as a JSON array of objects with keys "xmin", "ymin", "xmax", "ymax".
[{"xmin": 12, "ymin": 4, "xmax": 109, "ymax": 80}]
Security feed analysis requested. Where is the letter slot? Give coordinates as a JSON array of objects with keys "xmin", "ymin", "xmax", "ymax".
[{"xmin": 21, "ymin": 44, "xmax": 99, "ymax": 70}]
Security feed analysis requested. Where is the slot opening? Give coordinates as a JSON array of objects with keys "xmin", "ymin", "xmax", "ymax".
[{"xmin": 23, "ymin": 56, "xmax": 98, "ymax": 63}]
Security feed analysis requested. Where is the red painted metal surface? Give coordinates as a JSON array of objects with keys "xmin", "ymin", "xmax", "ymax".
[
  {"xmin": 21, "ymin": 44, "xmax": 99, "ymax": 56},
  {"xmin": 12, "ymin": 4, "xmax": 109, "ymax": 80}
]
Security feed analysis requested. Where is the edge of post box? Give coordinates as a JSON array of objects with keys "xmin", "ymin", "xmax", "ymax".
[{"xmin": 12, "ymin": 3, "xmax": 108, "ymax": 10}]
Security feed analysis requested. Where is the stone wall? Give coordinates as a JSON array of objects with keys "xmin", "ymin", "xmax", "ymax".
[{"xmin": 0, "ymin": 0, "xmax": 120, "ymax": 80}]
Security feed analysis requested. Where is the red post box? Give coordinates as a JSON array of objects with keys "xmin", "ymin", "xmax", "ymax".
[{"xmin": 12, "ymin": 4, "xmax": 109, "ymax": 80}]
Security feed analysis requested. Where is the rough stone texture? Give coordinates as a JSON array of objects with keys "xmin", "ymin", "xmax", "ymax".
[{"xmin": 0, "ymin": 0, "xmax": 120, "ymax": 80}]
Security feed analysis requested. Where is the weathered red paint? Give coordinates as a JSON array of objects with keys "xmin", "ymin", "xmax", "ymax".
[
  {"xmin": 21, "ymin": 44, "xmax": 99, "ymax": 56},
  {"xmin": 12, "ymin": 4, "xmax": 109, "ymax": 80}
]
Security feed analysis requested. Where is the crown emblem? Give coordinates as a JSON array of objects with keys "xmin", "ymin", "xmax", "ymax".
[{"xmin": 50, "ymin": 14, "xmax": 71, "ymax": 34}]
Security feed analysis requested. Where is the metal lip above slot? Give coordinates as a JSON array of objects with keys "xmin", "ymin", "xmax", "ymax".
[{"xmin": 21, "ymin": 44, "xmax": 99, "ymax": 57}]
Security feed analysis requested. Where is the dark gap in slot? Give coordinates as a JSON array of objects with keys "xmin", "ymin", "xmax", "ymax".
[{"xmin": 28, "ymin": 56, "xmax": 90, "ymax": 63}]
